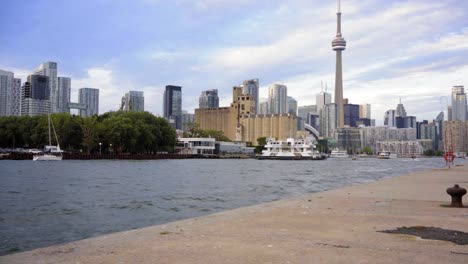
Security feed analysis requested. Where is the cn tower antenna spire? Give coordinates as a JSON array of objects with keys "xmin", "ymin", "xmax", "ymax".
[{"xmin": 338, "ymin": 0, "xmax": 341, "ymax": 13}]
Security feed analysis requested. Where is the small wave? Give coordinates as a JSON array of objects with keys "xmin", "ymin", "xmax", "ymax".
[{"xmin": 110, "ymin": 200, "xmax": 153, "ymax": 210}]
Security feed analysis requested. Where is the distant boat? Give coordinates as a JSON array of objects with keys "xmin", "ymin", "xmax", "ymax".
[
  {"xmin": 330, "ymin": 148, "xmax": 349, "ymax": 158},
  {"xmin": 377, "ymin": 151, "xmax": 397, "ymax": 159},
  {"xmin": 257, "ymin": 138, "xmax": 325, "ymax": 160},
  {"xmin": 33, "ymin": 114, "xmax": 63, "ymax": 161}
]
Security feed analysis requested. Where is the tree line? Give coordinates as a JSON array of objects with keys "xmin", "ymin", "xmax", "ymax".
[{"xmin": 0, "ymin": 111, "xmax": 178, "ymax": 154}]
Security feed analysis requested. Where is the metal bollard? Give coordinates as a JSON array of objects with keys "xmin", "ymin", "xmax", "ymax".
[{"xmin": 446, "ymin": 184, "xmax": 467, "ymax": 207}]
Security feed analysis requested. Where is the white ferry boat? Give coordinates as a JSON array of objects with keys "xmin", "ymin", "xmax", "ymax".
[
  {"xmin": 258, "ymin": 138, "xmax": 325, "ymax": 160},
  {"xmin": 329, "ymin": 148, "xmax": 349, "ymax": 158}
]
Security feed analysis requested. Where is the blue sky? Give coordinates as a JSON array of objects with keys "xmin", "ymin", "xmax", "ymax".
[{"xmin": 1, "ymin": 0, "xmax": 467, "ymax": 124}]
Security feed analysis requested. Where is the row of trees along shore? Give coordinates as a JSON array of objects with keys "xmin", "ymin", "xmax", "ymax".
[{"xmin": 0, "ymin": 111, "xmax": 178, "ymax": 154}]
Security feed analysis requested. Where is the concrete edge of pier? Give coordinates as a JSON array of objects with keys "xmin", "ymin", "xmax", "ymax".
[{"xmin": 2, "ymin": 163, "xmax": 468, "ymax": 263}]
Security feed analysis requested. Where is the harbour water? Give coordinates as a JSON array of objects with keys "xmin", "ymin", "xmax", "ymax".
[{"xmin": 0, "ymin": 158, "xmax": 457, "ymax": 255}]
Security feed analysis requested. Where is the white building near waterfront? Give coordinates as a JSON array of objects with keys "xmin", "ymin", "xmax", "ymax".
[
  {"xmin": 0, "ymin": 69, "xmax": 22, "ymax": 116},
  {"xmin": 178, "ymin": 137, "xmax": 215, "ymax": 154},
  {"xmin": 34, "ymin": 62, "xmax": 58, "ymax": 113},
  {"xmin": 376, "ymin": 140, "xmax": 424, "ymax": 157},
  {"xmin": 79, "ymin": 88, "xmax": 99, "ymax": 117}
]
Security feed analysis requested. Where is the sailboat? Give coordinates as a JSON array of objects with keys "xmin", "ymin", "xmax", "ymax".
[{"xmin": 33, "ymin": 114, "xmax": 63, "ymax": 161}]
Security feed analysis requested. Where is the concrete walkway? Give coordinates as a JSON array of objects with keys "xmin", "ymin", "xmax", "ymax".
[{"xmin": 2, "ymin": 164, "xmax": 468, "ymax": 263}]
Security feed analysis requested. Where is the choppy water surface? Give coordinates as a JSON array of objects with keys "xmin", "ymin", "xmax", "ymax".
[{"xmin": 0, "ymin": 158, "xmax": 460, "ymax": 255}]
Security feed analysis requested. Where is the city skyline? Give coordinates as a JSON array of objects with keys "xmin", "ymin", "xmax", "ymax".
[{"xmin": 1, "ymin": 0, "xmax": 467, "ymax": 124}]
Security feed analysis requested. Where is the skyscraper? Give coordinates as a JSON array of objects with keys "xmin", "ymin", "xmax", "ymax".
[
  {"xmin": 121, "ymin": 91, "xmax": 144, "ymax": 112},
  {"xmin": 396, "ymin": 99, "xmax": 407, "ymax": 118},
  {"xmin": 344, "ymin": 103, "xmax": 359, "ymax": 127},
  {"xmin": 181, "ymin": 110, "xmax": 195, "ymax": 132},
  {"xmin": 34, "ymin": 62, "xmax": 58, "ymax": 113},
  {"xmin": 163, "ymin": 85, "xmax": 182, "ymax": 129},
  {"xmin": 287, "ymin": 96, "xmax": 298, "ymax": 115},
  {"xmin": 359, "ymin": 104, "xmax": 371, "ymax": 119},
  {"xmin": 451, "ymin": 86, "xmax": 467, "ymax": 121},
  {"xmin": 79, "ymin": 88, "xmax": 99, "ymax": 117},
  {"xmin": 57, "ymin": 77, "xmax": 71, "ymax": 113},
  {"xmin": 268, "ymin": 83, "xmax": 287, "ymax": 115},
  {"xmin": 199, "ymin": 89, "xmax": 219, "ymax": 109},
  {"xmin": 259, "ymin": 98, "xmax": 269, "ymax": 115},
  {"xmin": 320, "ymin": 103, "xmax": 337, "ymax": 138},
  {"xmin": 0, "ymin": 69, "xmax": 20, "ymax": 116},
  {"xmin": 384, "ymin": 110, "xmax": 396, "ymax": 127},
  {"xmin": 332, "ymin": 0, "xmax": 346, "ymax": 128},
  {"xmin": 21, "ymin": 75, "xmax": 50, "ymax": 116},
  {"xmin": 316, "ymin": 91, "xmax": 332, "ymax": 113},
  {"xmin": 241, "ymin": 79, "xmax": 259, "ymax": 113}
]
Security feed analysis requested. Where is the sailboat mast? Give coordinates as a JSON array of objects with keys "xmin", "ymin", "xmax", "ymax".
[{"xmin": 48, "ymin": 114, "xmax": 52, "ymax": 146}]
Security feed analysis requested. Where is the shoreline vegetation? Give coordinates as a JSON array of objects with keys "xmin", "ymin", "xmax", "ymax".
[{"xmin": 0, "ymin": 112, "xmax": 177, "ymax": 154}]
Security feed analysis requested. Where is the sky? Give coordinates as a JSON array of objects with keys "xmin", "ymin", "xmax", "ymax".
[{"xmin": 1, "ymin": 0, "xmax": 467, "ymax": 125}]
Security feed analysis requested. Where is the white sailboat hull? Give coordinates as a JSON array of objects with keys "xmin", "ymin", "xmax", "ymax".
[{"xmin": 33, "ymin": 154, "xmax": 63, "ymax": 161}]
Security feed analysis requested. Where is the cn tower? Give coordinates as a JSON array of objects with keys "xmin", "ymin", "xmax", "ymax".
[{"xmin": 332, "ymin": 0, "xmax": 346, "ymax": 128}]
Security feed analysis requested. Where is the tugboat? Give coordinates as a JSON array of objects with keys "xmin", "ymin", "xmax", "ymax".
[{"xmin": 257, "ymin": 138, "xmax": 326, "ymax": 160}]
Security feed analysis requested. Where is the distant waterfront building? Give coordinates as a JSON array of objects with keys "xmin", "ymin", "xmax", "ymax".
[
  {"xmin": 444, "ymin": 121, "xmax": 468, "ymax": 153},
  {"xmin": 376, "ymin": 141, "xmax": 425, "ymax": 157},
  {"xmin": 121, "ymin": 91, "xmax": 144, "ymax": 112},
  {"xmin": 361, "ymin": 126, "xmax": 417, "ymax": 153},
  {"xmin": 21, "ymin": 75, "xmax": 50, "ymax": 116},
  {"xmin": 359, "ymin": 104, "xmax": 371, "ymax": 119},
  {"xmin": 241, "ymin": 79, "xmax": 259, "ymax": 113},
  {"xmin": 0, "ymin": 70, "xmax": 21, "ymax": 116},
  {"xmin": 343, "ymin": 104, "xmax": 359, "ymax": 127},
  {"xmin": 79, "ymin": 88, "xmax": 99, "ymax": 117},
  {"xmin": 57, "ymin": 77, "xmax": 71, "ymax": 113},
  {"xmin": 178, "ymin": 137, "xmax": 215, "ymax": 155},
  {"xmin": 268, "ymin": 83, "xmax": 287, "ymax": 115},
  {"xmin": 287, "ymin": 96, "xmax": 298, "ymax": 115},
  {"xmin": 384, "ymin": 110, "xmax": 396, "ymax": 127},
  {"xmin": 199, "ymin": 89, "xmax": 219, "ymax": 109},
  {"xmin": 396, "ymin": 99, "xmax": 407, "ymax": 118},
  {"xmin": 320, "ymin": 103, "xmax": 337, "ymax": 138},
  {"xmin": 335, "ymin": 127, "xmax": 362, "ymax": 153},
  {"xmin": 195, "ymin": 86, "xmax": 297, "ymax": 144},
  {"xmin": 181, "ymin": 110, "xmax": 195, "ymax": 132},
  {"xmin": 164, "ymin": 85, "xmax": 182, "ymax": 130},
  {"xmin": 259, "ymin": 98, "xmax": 269, "ymax": 115},
  {"xmin": 34, "ymin": 62, "xmax": 58, "ymax": 113},
  {"xmin": 420, "ymin": 122, "xmax": 439, "ymax": 150},
  {"xmin": 451, "ymin": 86, "xmax": 467, "ymax": 121},
  {"xmin": 316, "ymin": 92, "xmax": 332, "ymax": 114},
  {"xmin": 434, "ymin": 111, "xmax": 444, "ymax": 150},
  {"xmin": 298, "ymin": 105, "xmax": 318, "ymax": 120}
]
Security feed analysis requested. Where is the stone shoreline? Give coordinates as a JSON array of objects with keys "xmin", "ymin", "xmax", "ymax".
[{"xmin": 2, "ymin": 163, "xmax": 467, "ymax": 263}]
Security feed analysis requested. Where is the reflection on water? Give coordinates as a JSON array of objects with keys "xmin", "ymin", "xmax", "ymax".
[{"xmin": 0, "ymin": 158, "xmax": 458, "ymax": 255}]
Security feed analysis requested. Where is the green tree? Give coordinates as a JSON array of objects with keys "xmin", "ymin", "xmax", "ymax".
[
  {"xmin": 423, "ymin": 149, "xmax": 435, "ymax": 156},
  {"xmin": 363, "ymin": 146, "xmax": 373, "ymax": 155}
]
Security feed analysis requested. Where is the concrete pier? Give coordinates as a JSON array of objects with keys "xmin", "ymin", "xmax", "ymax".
[{"xmin": 2, "ymin": 164, "xmax": 467, "ymax": 263}]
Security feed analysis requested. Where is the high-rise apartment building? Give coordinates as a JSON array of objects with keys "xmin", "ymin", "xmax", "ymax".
[
  {"xmin": 241, "ymin": 79, "xmax": 259, "ymax": 113},
  {"xmin": 163, "ymin": 85, "xmax": 182, "ymax": 130},
  {"xmin": 57, "ymin": 77, "xmax": 71, "ymax": 113},
  {"xmin": 199, "ymin": 89, "xmax": 219, "ymax": 109},
  {"xmin": 287, "ymin": 96, "xmax": 297, "ymax": 115},
  {"xmin": 21, "ymin": 75, "xmax": 50, "ymax": 116},
  {"xmin": 451, "ymin": 86, "xmax": 467, "ymax": 121},
  {"xmin": 121, "ymin": 91, "xmax": 144, "ymax": 112},
  {"xmin": 268, "ymin": 83, "xmax": 287, "ymax": 115},
  {"xmin": 298, "ymin": 105, "xmax": 318, "ymax": 120},
  {"xmin": 359, "ymin": 104, "xmax": 371, "ymax": 119},
  {"xmin": 34, "ymin": 62, "xmax": 58, "ymax": 113},
  {"xmin": 79, "ymin": 88, "xmax": 99, "ymax": 117},
  {"xmin": 0, "ymin": 70, "xmax": 21, "ymax": 116}
]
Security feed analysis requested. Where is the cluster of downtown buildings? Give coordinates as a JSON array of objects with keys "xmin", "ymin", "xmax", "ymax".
[{"xmin": 0, "ymin": 62, "xmax": 145, "ymax": 118}]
